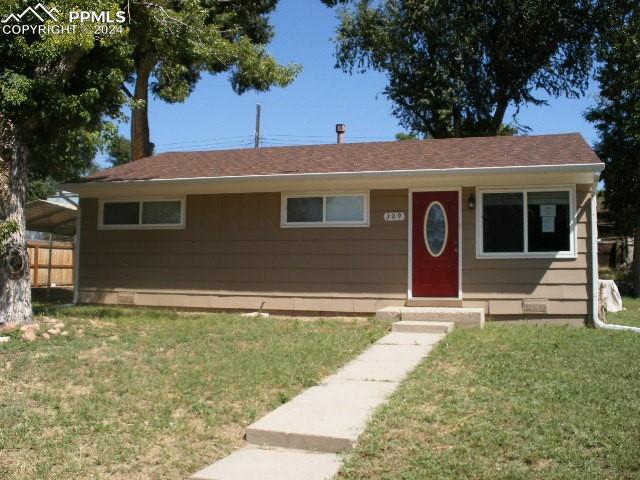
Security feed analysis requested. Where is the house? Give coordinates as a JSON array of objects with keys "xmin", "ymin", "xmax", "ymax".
[{"xmin": 65, "ymin": 133, "xmax": 604, "ymax": 324}]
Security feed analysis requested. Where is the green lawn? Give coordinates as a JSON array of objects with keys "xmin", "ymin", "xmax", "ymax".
[
  {"xmin": 607, "ymin": 296, "xmax": 640, "ymax": 328},
  {"xmin": 340, "ymin": 324, "xmax": 640, "ymax": 480},
  {"xmin": 0, "ymin": 306, "xmax": 388, "ymax": 479}
]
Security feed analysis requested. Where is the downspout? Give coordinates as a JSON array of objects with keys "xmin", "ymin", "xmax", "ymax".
[
  {"xmin": 590, "ymin": 184, "xmax": 640, "ymax": 332},
  {"xmin": 72, "ymin": 200, "xmax": 81, "ymax": 305}
]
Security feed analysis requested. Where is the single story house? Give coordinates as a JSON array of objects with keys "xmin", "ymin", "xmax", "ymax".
[{"xmin": 65, "ymin": 133, "xmax": 604, "ymax": 323}]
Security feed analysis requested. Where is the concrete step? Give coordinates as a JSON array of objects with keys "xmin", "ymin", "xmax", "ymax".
[
  {"xmin": 405, "ymin": 298, "xmax": 463, "ymax": 307},
  {"xmin": 392, "ymin": 320, "xmax": 454, "ymax": 334},
  {"xmin": 191, "ymin": 446, "xmax": 340, "ymax": 480},
  {"xmin": 377, "ymin": 306, "xmax": 485, "ymax": 328},
  {"xmin": 246, "ymin": 380, "xmax": 397, "ymax": 452}
]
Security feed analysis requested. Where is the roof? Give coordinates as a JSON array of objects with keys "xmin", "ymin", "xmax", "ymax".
[
  {"xmin": 81, "ymin": 133, "xmax": 602, "ymax": 184},
  {"xmin": 26, "ymin": 200, "xmax": 77, "ymax": 236}
]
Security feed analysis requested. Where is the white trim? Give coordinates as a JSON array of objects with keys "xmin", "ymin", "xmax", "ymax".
[
  {"xmin": 475, "ymin": 185, "xmax": 577, "ymax": 259},
  {"xmin": 424, "ymin": 201, "xmax": 447, "ymax": 257},
  {"xmin": 98, "ymin": 197, "xmax": 186, "ymax": 230},
  {"xmin": 408, "ymin": 188, "xmax": 462, "ymax": 300},
  {"xmin": 280, "ymin": 192, "xmax": 369, "ymax": 228}
]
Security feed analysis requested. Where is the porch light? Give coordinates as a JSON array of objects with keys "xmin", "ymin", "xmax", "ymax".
[{"xmin": 467, "ymin": 194, "xmax": 476, "ymax": 209}]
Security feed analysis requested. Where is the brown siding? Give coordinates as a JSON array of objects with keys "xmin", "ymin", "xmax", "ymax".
[
  {"xmin": 461, "ymin": 184, "xmax": 593, "ymax": 319},
  {"xmin": 79, "ymin": 184, "xmax": 594, "ymax": 319},
  {"xmin": 79, "ymin": 190, "xmax": 409, "ymax": 312}
]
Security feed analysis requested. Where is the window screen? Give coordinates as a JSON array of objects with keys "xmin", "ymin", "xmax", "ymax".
[
  {"xmin": 142, "ymin": 201, "xmax": 182, "ymax": 225},
  {"xmin": 326, "ymin": 195, "xmax": 364, "ymax": 222}
]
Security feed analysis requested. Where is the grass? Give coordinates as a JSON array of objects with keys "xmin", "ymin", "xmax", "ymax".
[
  {"xmin": 0, "ymin": 305, "xmax": 388, "ymax": 479},
  {"xmin": 339, "ymin": 324, "xmax": 640, "ymax": 480},
  {"xmin": 607, "ymin": 296, "xmax": 640, "ymax": 328}
]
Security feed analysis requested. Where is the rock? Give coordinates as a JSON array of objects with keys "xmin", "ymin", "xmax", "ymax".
[
  {"xmin": 47, "ymin": 328, "xmax": 61, "ymax": 336},
  {"xmin": 0, "ymin": 336, "xmax": 10, "ymax": 343},
  {"xmin": 241, "ymin": 312, "xmax": 270, "ymax": 318},
  {"xmin": 20, "ymin": 324, "xmax": 40, "ymax": 342},
  {"xmin": 61, "ymin": 331, "xmax": 69, "ymax": 336},
  {"xmin": 54, "ymin": 322, "xmax": 65, "ymax": 330},
  {"xmin": 42, "ymin": 333, "xmax": 50, "ymax": 340},
  {"xmin": 0, "ymin": 322, "xmax": 19, "ymax": 333}
]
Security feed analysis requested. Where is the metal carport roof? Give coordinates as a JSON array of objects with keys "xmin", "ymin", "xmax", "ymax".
[{"xmin": 25, "ymin": 199, "xmax": 77, "ymax": 236}]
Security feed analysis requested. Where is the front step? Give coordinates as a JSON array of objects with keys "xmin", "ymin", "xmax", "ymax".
[
  {"xmin": 377, "ymin": 306, "xmax": 485, "ymax": 328},
  {"xmin": 406, "ymin": 298, "xmax": 463, "ymax": 308},
  {"xmin": 392, "ymin": 320, "xmax": 454, "ymax": 334}
]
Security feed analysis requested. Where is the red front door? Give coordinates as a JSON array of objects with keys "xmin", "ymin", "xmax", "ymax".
[{"xmin": 412, "ymin": 191, "xmax": 459, "ymax": 297}]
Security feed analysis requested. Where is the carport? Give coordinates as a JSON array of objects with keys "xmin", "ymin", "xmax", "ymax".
[{"xmin": 25, "ymin": 198, "xmax": 77, "ymax": 293}]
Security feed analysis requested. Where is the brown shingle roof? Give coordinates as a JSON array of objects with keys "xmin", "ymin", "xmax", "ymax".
[{"xmin": 85, "ymin": 133, "xmax": 601, "ymax": 183}]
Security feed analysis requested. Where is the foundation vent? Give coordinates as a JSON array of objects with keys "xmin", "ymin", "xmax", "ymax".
[{"xmin": 522, "ymin": 300, "xmax": 548, "ymax": 314}]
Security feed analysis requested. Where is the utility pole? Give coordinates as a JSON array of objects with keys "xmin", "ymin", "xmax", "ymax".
[{"xmin": 254, "ymin": 103, "xmax": 261, "ymax": 148}]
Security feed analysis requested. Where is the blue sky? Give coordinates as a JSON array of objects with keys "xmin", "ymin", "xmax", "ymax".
[{"xmin": 111, "ymin": 0, "xmax": 600, "ymax": 162}]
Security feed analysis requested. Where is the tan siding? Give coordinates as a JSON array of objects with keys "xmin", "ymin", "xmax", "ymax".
[
  {"xmin": 79, "ymin": 190, "xmax": 409, "ymax": 306},
  {"xmin": 79, "ymin": 183, "xmax": 594, "ymax": 318},
  {"xmin": 461, "ymin": 184, "xmax": 593, "ymax": 318}
]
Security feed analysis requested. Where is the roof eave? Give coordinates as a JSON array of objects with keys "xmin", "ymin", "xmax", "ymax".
[{"xmin": 63, "ymin": 162, "xmax": 604, "ymax": 196}]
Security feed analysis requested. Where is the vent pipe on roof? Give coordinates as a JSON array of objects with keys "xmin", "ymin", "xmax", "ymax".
[{"xmin": 336, "ymin": 124, "xmax": 346, "ymax": 144}]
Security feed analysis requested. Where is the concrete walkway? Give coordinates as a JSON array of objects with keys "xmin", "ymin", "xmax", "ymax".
[{"xmin": 191, "ymin": 325, "xmax": 450, "ymax": 480}]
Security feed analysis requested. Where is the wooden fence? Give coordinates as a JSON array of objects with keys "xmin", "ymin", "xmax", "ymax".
[{"xmin": 28, "ymin": 240, "xmax": 74, "ymax": 287}]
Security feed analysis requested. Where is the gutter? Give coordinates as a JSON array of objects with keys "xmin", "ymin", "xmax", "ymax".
[{"xmin": 590, "ymin": 185, "xmax": 640, "ymax": 332}]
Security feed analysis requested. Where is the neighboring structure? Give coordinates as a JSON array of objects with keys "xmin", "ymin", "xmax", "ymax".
[
  {"xmin": 65, "ymin": 133, "xmax": 604, "ymax": 323},
  {"xmin": 597, "ymin": 200, "xmax": 633, "ymax": 269}
]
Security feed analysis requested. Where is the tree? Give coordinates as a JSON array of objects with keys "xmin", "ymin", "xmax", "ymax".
[
  {"xmin": 0, "ymin": 1, "xmax": 132, "ymax": 324},
  {"xmin": 585, "ymin": 1, "xmax": 640, "ymax": 295},
  {"xmin": 323, "ymin": 0, "xmax": 598, "ymax": 138},
  {"xmin": 395, "ymin": 132, "xmax": 419, "ymax": 141},
  {"xmin": 106, "ymin": 134, "xmax": 132, "ymax": 167},
  {"xmin": 126, "ymin": 1, "xmax": 301, "ymax": 159},
  {"xmin": 395, "ymin": 123, "xmax": 516, "ymax": 140}
]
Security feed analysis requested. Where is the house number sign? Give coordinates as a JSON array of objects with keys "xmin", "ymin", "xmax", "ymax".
[{"xmin": 384, "ymin": 212, "xmax": 405, "ymax": 222}]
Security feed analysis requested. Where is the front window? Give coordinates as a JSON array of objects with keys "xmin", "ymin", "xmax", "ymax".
[
  {"xmin": 283, "ymin": 193, "xmax": 368, "ymax": 227},
  {"xmin": 478, "ymin": 188, "xmax": 574, "ymax": 258},
  {"xmin": 100, "ymin": 199, "xmax": 185, "ymax": 229}
]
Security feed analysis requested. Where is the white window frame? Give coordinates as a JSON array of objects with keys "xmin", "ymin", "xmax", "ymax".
[
  {"xmin": 281, "ymin": 192, "xmax": 369, "ymax": 228},
  {"xmin": 476, "ymin": 186, "xmax": 576, "ymax": 259},
  {"xmin": 98, "ymin": 197, "xmax": 186, "ymax": 230}
]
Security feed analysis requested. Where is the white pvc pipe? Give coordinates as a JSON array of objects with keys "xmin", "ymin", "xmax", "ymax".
[{"xmin": 590, "ymin": 186, "xmax": 640, "ymax": 333}]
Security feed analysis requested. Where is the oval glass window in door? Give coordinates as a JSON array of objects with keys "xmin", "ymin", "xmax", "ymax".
[{"xmin": 424, "ymin": 201, "xmax": 448, "ymax": 257}]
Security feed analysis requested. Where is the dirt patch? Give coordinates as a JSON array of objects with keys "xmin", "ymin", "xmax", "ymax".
[
  {"xmin": 77, "ymin": 344, "xmax": 110, "ymax": 362},
  {"xmin": 88, "ymin": 319, "xmax": 116, "ymax": 329}
]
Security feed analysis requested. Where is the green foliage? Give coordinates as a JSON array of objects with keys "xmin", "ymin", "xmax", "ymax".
[
  {"xmin": 325, "ymin": 0, "xmax": 599, "ymax": 138},
  {"xmin": 129, "ymin": 0, "xmax": 300, "ymax": 103},
  {"xmin": 0, "ymin": 0, "xmax": 133, "ymax": 182},
  {"xmin": 395, "ymin": 132, "xmax": 419, "ymax": 141},
  {"xmin": 585, "ymin": 2, "xmax": 640, "ymax": 236},
  {"xmin": 105, "ymin": 134, "xmax": 132, "ymax": 167},
  {"xmin": 27, "ymin": 177, "xmax": 57, "ymax": 202},
  {"xmin": 0, "ymin": 220, "xmax": 18, "ymax": 253}
]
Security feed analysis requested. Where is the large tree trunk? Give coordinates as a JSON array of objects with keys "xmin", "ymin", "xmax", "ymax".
[
  {"xmin": 0, "ymin": 135, "xmax": 33, "ymax": 325},
  {"xmin": 130, "ymin": 56, "xmax": 155, "ymax": 160},
  {"xmin": 633, "ymin": 227, "xmax": 640, "ymax": 297}
]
